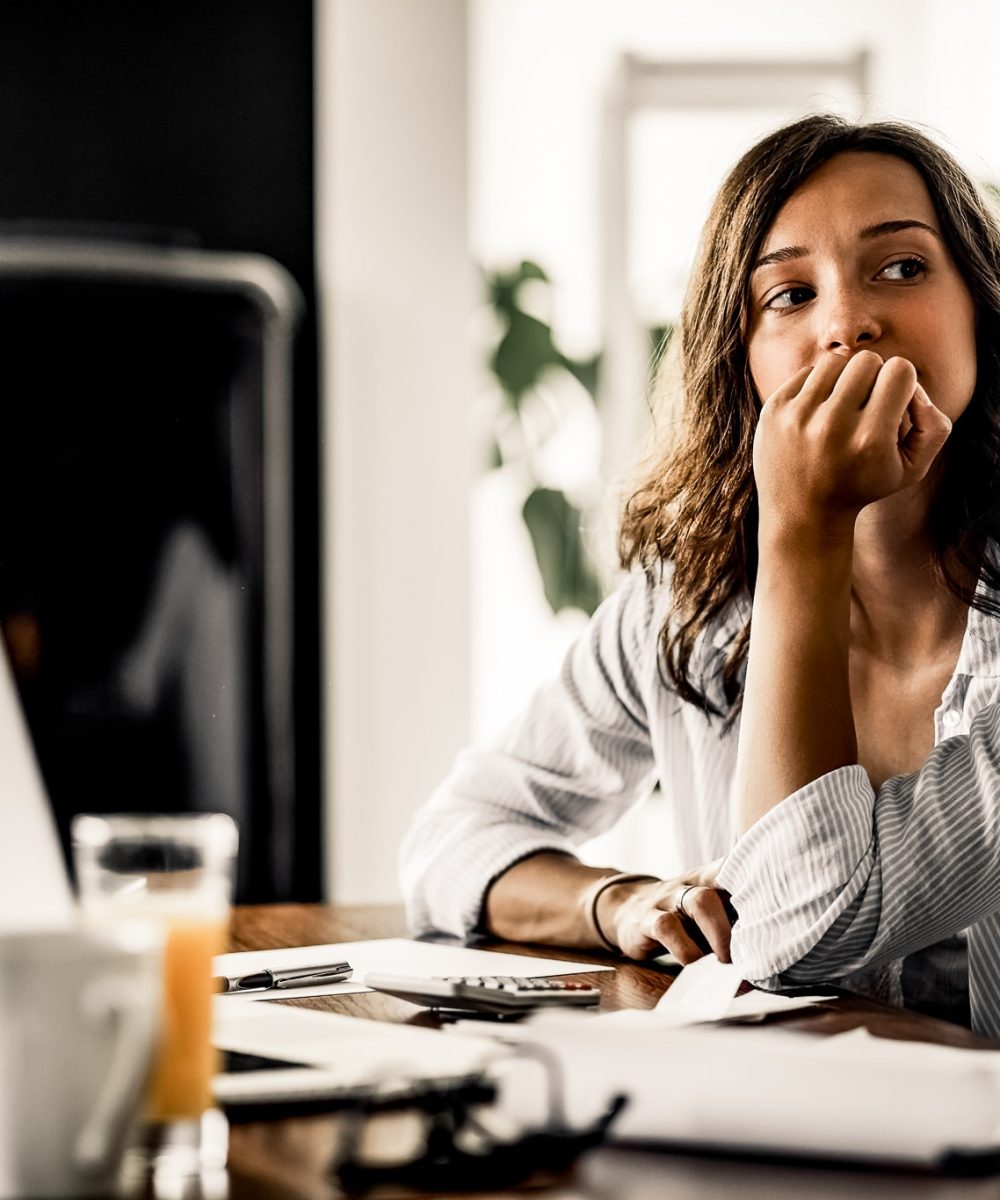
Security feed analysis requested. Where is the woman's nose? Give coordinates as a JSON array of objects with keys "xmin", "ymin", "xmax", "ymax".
[{"xmin": 822, "ymin": 295, "xmax": 882, "ymax": 354}]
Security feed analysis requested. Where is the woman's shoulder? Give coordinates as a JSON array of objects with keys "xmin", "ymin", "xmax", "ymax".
[
  {"xmin": 591, "ymin": 564, "xmax": 672, "ymax": 644},
  {"xmin": 590, "ymin": 565, "xmax": 749, "ymax": 679}
]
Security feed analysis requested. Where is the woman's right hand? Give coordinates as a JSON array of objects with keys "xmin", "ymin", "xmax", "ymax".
[{"xmin": 599, "ymin": 859, "xmax": 735, "ymax": 963}]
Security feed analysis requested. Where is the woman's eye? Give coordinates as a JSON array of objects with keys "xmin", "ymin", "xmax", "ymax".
[
  {"xmin": 764, "ymin": 285, "xmax": 815, "ymax": 311},
  {"xmin": 877, "ymin": 257, "xmax": 926, "ymax": 281}
]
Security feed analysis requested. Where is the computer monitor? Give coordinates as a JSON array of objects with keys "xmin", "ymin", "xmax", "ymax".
[{"xmin": 0, "ymin": 237, "xmax": 304, "ymax": 902}]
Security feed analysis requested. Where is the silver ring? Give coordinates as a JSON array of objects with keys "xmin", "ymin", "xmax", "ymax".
[{"xmin": 676, "ymin": 885, "xmax": 698, "ymax": 919}]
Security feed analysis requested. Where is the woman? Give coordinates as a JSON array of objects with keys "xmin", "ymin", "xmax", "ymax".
[
  {"xmin": 716, "ymin": 131, "xmax": 1000, "ymax": 1036},
  {"xmin": 400, "ymin": 113, "xmax": 1000, "ymax": 1029}
]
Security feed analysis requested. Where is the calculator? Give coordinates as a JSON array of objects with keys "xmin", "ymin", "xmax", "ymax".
[{"xmin": 363, "ymin": 972, "xmax": 601, "ymax": 1014}]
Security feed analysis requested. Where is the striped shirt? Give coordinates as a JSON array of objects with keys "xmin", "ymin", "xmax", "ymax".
[
  {"xmin": 400, "ymin": 568, "xmax": 986, "ymax": 1024},
  {"xmin": 718, "ymin": 601, "xmax": 1000, "ymax": 1035},
  {"xmin": 400, "ymin": 569, "xmax": 742, "ymax": 936}
]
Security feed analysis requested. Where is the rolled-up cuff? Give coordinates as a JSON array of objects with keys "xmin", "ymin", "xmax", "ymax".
[
  {"xmin": 717, "ymin": 764, "xmax": 877, "ymax": 981},
  {"xmin": 400, "ymin": 815, "xmax": 576, "ymax": 940}
]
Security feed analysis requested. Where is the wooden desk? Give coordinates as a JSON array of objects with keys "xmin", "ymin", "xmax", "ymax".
[{"xmin": 225, "ymin": 904, "xmax": 1000, "ymax": 1200}]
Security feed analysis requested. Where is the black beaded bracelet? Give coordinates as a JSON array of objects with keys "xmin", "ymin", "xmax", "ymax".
[{"xmin": 587, "ymin": 871, "xmax": 659, "ymax": 952}]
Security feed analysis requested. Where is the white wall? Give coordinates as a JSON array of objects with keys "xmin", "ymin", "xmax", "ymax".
[
  {"xmin": 317, "ymin": 0, "xmax": 1000, "ymax": 900},
  {"xmin": 468, "ymin": 0, "xmax": 1000, "ymax": 871},
  {"xmin": 318, "ymin": 0, "xmax": 477, "ymax": 903},
  {"xmin": 471, "ymin": 0, "xmax": 1000, "ymax": 378}
]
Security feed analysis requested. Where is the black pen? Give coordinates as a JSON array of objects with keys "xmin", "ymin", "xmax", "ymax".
[{"xmin": 214, "ymin": 961, "xmax": 353, "ymax": 993}]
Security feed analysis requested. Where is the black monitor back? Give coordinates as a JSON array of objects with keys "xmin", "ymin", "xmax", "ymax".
[{"xmin": 0, "ymin": 239, "xmax": 301, "ymax": 901}]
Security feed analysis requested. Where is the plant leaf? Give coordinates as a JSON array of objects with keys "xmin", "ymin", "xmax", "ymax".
[
  {"xmin": 561, "ymin": 352, "xmax": 601, "ymax": 400},
  {"xmin": 517, "ymin": 260, "xmax": 549, "ymax": 283},
  {"xmin": 522, "ymin": 487, "xmax": 602, "ymax": 615},
  {"xmin": 491, "ymin": 310, "xmax": 563, "ymax": 405}
]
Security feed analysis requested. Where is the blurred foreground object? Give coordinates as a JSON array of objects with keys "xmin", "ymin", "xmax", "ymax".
[{"xmin": 0, "ymin": 233, "xmax": 302, "ymax": 901}]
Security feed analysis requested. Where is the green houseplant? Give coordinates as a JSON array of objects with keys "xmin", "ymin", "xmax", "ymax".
[
  {"xmin": 484, "ymin": 260, "xmax": 671, "ymax": 617},
  {"xmin": 483, "ymin": 260, "xmax": 603, "ymax": 616}
]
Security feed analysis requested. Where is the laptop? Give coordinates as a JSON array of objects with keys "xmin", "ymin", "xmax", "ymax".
[{"xmin": 0, "ymin": 633, "xmax": 75, "ymax": 931}]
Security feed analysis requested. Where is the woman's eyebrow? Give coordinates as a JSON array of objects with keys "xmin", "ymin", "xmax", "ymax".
[
  {"xmin": 858, "ymin": 218, "xmax": 942, "ymax": 242},
  {"xmin": 753, "ymin": 219, "xmax": 942, "ymax": 273}
]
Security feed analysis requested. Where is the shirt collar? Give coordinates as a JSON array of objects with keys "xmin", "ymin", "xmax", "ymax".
[{"xmin": 958, "ymin": 576, "xmax": 1000, "ymax": 679}]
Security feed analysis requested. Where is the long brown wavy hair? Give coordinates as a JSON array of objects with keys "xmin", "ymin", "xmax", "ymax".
[{"xmin": 619, "ymin": 113, "xmax": 1000, "ymax": 719}]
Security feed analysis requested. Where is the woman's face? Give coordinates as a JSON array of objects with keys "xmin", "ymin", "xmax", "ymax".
[{"xmin": 745, "ymin": 151, "xmax": 977, "ymax": 425}]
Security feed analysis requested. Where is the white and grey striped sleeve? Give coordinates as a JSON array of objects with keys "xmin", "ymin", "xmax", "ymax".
[
  {"xmin": 718, "ymin": 702, "xmax": 1000, "ymax": 988},
  {"xmin": 398, "ymin": 571, "xmax": 665, "ymax": 940}
]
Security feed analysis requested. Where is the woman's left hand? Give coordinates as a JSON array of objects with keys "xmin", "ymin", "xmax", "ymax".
[{"xmin": 753, "ymin": 350, "xmax": 953, "ymax": 537}]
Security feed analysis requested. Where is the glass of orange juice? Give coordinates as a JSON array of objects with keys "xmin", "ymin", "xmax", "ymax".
[{"xmin": 71, "ymin": 812, "xmax": 237, "ymax": 1183}]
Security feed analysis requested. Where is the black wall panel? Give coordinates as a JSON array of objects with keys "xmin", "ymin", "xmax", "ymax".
[{"xmin": 0, "ymin": 0, "xmax": 321, "ymax": 901}]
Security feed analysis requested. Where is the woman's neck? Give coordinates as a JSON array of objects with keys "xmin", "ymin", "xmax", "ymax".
[{"xmin": 849, "ymin": 484, "xmax": 969, "ymax": 666}]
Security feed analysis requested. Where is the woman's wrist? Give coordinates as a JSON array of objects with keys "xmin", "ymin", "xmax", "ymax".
[
  {"xmin": 588, "ymin": 872, "xmax": 658, "ymax": 951},
  {"xmin": 757, "ymin": 512, "xmax": 857, "ymax": 560}
]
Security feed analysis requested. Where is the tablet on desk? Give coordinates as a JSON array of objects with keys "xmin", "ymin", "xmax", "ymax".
[
  {"xmin": 213, "ymin": 998, "xmax": 501, "ymax": 1122},
  {"xmin": 214, "ymin": 1047, "xmax": 490, "ymax": 1123},
  {"xmin": 215, "ymin": 1047, "xmax": 373, "ymax": 1120}
]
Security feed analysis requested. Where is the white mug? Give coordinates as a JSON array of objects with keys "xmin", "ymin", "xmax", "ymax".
[{"xmin": 0, "ymin": 923, "xmax": 163, "ymax": 1198}]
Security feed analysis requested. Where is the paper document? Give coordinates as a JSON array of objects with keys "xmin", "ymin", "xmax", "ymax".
[
  {"xmin": 214, "ymin": 937, "xmax": 611, "ymax": 1000},
  {"xmin": 475, "ymin": 1016, "xmax": 1000, "ymax": 1165},
  {"xmin": 214, "ymin": 998, "xmax": 500, "ymax": 1085},
  {"xmin": 636, "ymin": 953, "xmax": 834, "ymax": 1026}
]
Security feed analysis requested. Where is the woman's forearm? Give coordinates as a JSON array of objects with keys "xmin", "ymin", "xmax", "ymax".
[
  {"xmin": 483, "ymin": 851, "xmax": 629, "ymax": 948},
  {"xmin": 485, "ymin": 851, "xmax": 736, "ymax": 962},
  {"xmin": 737, "ymin": 352, "xmax": 952, "ymax": 834},
  {"xmin": 735, "ymin": 525, "xmax": 857, "ymax": 833}
]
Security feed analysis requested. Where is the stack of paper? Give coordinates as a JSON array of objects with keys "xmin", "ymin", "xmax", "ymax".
[
  {"xmin": 468, "ymin": 958, "xmax": 999, "ymax": 1165},
  {"xmin": 441, "ymin": 957, "xmax": 1000, "ymax": 1166}
]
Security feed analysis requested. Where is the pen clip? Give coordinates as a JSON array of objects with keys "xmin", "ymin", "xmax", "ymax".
[{"xmin": 271, "ymin": 964, "xmax": 353, "ymax": 989}]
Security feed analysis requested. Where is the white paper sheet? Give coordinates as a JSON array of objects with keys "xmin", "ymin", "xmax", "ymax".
[
  {"xmin": 638, "ymin": 953, "xmax": 834, "ymax": 1025},
  {"xmin": 213, "ymin": 997, "xmax": 500, "ymax": 1084},
  {"xmin": 213, "ymin": 937, "xmax": 612, "ymax": 1001}
]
